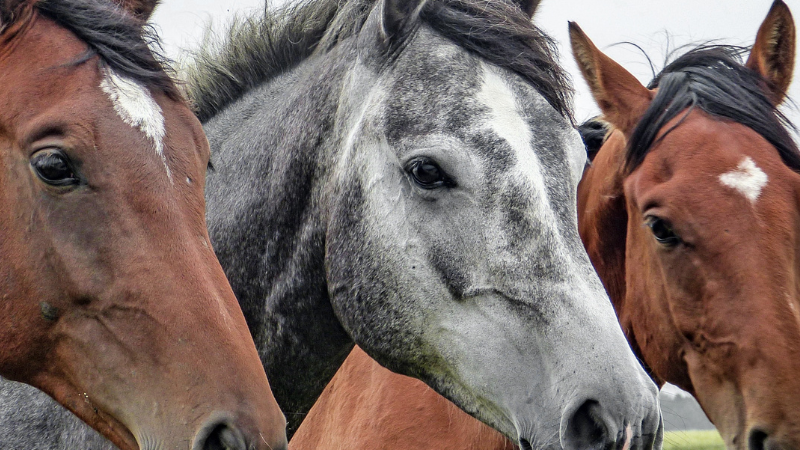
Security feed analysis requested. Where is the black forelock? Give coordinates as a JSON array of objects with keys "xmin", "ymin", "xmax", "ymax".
[
  {"xmin": 625, "ymin": 45, "xmax": 800, "ymax": 173},
  {"xmin": 19, "ymin": 0, "xmax": 180, "ymax": 99},
  {"xmin": 419, "ymin": 1, "xmax": 572, "ymax": 121},
  {"xmin": 186, "ymin": 0, "xmax": 572, "ymax": 123}
]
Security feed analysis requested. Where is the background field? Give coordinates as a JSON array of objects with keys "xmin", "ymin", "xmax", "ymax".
[
  {"xmin": 660, "ymin": 389, "xmax": 722, "ymax": 450},
  {"xmin": 664, "ymin": 431, "xmax": 726, "ymax": 450}
]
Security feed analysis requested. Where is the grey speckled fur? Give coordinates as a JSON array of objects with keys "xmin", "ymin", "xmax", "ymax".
[
  {"xmin": 0, "ymin": 0, "xmax": 662, "ymax": 448},
  {"xmin": 0, "ymin": 379, "xmax": 114, "ymax": 449}
]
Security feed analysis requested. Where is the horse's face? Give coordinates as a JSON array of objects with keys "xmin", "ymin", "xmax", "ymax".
[
  {"xmin": 0, "ymin": 6, "xmax": 286, "ymax": 450},
  {"xmin": 572, "ymin": 3, "xmax": 800, "ymax": 447},
  {"xmin": 325, "ymin": 4, "xmax": 661, "ymax": 447},
  {"xmin": 624, "ymin": 112, "xmax": 800, "ymax": 448}
]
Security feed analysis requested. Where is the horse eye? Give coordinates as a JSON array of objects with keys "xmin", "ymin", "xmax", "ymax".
[
  {"xmin": 407, "ymin": 158, "xmax": 453, "ymax": 189},
  {"xmin": 645, "ymin": 216, "xmax": 681, "ymax": 247},
  {"xmin": 31, "ymin": 149, "xmax": 79, "ymax": 187}
]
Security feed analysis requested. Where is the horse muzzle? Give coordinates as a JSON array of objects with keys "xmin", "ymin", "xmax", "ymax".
[
  {"xmin": 191, "ymin": 414, "xmax": 288, "ymax": 450},
  {"xmin": 558, "ymin": 397, "xmax": 664, "ymax": 450}
]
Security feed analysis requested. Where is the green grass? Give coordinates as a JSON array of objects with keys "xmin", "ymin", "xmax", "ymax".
[{"xmin": 663, "ymin": 430, "xmax": 726, "ymax": 450}]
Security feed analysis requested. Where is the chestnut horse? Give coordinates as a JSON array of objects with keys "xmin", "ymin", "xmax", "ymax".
[
  {"xmin": 573, "ymin": 1, "xmax": 800, "ymax": 446},
  {"xmin": 291, "ymin": 2, "xmax": 799, "ymax": 449},
  {"xmin": 0, "ymin": 0, "xmax": 286, "ymax": 449}
]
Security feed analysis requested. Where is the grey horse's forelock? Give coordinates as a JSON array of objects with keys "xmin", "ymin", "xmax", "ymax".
[{"xmin": 185, "ymin": 0, "xmax": 572, "ymax": 123}]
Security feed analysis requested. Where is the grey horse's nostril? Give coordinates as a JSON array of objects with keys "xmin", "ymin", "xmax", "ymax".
[
  {"xmin": 564, "ymin": 400, "xmax": 611, "ymax": 450},
  {"xmin": 194, "ymin": 419, "xmax": 247, "ymax": 450}
]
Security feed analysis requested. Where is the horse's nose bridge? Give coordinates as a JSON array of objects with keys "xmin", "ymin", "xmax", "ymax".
[{"xmin": 119, "ymin": 267, "xmax": 288, "ymax": 450}]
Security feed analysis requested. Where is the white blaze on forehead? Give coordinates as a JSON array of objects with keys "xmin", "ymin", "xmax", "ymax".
[
  {"xmin": 475, "ymin": 64, "xmax": 534, "ymax": 163},
  {"xmin": 100, "ymin": 68, "xmax": 172, "ymax": 182},
  {"xmin": 719, "ymin": 157, "xmax": 768, "ymax": 203},
  {"xmin": 475, "ymin": 63, "xmax": 554, "ymax": 221}
]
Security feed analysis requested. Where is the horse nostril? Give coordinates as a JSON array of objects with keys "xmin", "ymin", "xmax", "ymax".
[
  {"xmin": 519, "ymin": 438, "xmax": 533, "ymax": 450},
  {"xmin": 194, "ymin": 418, "xmax": 247, "ymax": 450},
  {"xmin": 749, "ymin": 429, "xmax": 769, "ymax": 450},
  {"xmin": 206, "ymin": 425, "xmax": 245, "ymax": 450},
  {"xmin": 563, "ymin": 400, "xmax": 611, "ymax": 450}
]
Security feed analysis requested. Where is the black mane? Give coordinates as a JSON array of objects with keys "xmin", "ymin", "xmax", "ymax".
[
  {"xmin": 2, "ymin": 0, "xmax": 179, "ymax": 99},
  {"xmin": 626, "ymin": 45, "xmax": 800, "ymax": 172},
  {"xmin": 578, "ymin": 116, "xmax": 610, "ymax": 162},
  {"xmin": 186, "ymin": 0, "xmax": 572, "ymax": 123}
]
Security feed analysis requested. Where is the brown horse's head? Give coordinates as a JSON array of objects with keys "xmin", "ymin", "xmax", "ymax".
[
  {"xmin": 0, "ymin": 0, "xmax": 287, "ymax": 448},
  {"xmin": 571, "ymin": 2, "xmax": 800, "ymax": 449}
]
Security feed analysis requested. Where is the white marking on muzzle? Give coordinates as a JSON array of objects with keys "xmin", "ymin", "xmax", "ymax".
[
  {"xmin": 719, "ymin": 157, "xmax": 767, "ymax": 204},
  {"xmin": 100, "ymin": 68, "xmax": 173, "ymax": 182},
  {"xmin": 621, "ymin": 424, "xmax": 632, "ymax": 450}
]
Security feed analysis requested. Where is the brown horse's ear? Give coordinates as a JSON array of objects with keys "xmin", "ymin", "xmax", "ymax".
[
  {"xmin": 746, "ymin": 0, "xmax": 795, "ymax": 105},
  {"xmin": 513, "ymin": 0, "xmax": 541, "ymax": 18},
  {"xmin": 115, "ymin": 0, "xmax": 159, "ymax": 22},
  {"xmin": 380, "ymin": 0, "xmax": 426, "ymax": 43},
  {"xmin": 0, "ymin": 0, "xmax": 28, "ymax": 28},
  {"xmin": 569, "ymin": 22, "xmax": 653, "ymax": 135}
]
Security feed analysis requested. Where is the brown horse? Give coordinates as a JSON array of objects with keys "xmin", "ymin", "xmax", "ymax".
[
  {"xmin": 291, "ymin": 2, "xmax": 799, "ymax": 449},
  {"xmin": 291, "ymin": 346, "xmax": 515, "ymax": 450},
  {"xmin": 573, "ymin": 0, "xmax": 799, "ymax": 447},
  {"xmin": 0, "ymin": 0, "xmax": 286, "ymax": 449}
]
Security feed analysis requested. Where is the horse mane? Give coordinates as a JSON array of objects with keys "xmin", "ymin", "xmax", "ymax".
[
  {"xmin": 625, "ymin": 45, "xmax": 800, "ymax": 173},
  {"xmin": 185, "ymin": 0, "xmax": 572, "ymax": 123},
  {"xmin": 1, "ymin": 0, "xmax": 179, "ymax": 99},
  {"xmin": 578, "ymin": 116, "xmax": 610, "ymax": 162}
]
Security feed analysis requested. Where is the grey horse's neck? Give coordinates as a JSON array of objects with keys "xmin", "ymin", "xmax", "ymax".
[{"xmin": 203, "ymin": 45, "xmax": 356, "ymax": 436}]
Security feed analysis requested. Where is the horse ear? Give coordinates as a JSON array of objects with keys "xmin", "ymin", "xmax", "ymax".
[
  {"xmin": 114, "ymin": 0, "xmax": 159, "ymax": 22},
  {"xmin": 513, "ymin": 0, "xmax": 541, "ymax": 18},
  {"xmin": 0, "ymin": 0, "xmax": 28, "ymax": 28},
  {"xmin": 569, "ymin": 22, "xmax": 653, "ymax": 135},
  {"xmin": 379, "ymin": 0, "xmax": 426, "ymax": 43},
  {"xmin": 746, "ymin": 0, "xmax": 795, "ymax": 105}
]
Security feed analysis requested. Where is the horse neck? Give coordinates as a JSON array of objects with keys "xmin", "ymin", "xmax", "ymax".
[
  {"xmin": 578, "ymin": 130, "xmax": 628, "ymax": 305},
  {"xmin": 577, "ymin": 130, "xmax": 650, "ymax": 357},
  {"xmin": 203, "ymin": 47, "xmax": 358, "ymax": 436}
]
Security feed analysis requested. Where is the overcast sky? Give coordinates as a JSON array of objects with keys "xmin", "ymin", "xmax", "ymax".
[{"xmin": 150, "ymin": 0, "xmax": 800, "ymax": 125}]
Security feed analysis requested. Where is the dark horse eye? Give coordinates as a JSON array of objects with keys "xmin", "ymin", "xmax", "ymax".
[
  {"xmin": 407, "ymin": 158, "xmax": 453, "ymax": 189},
  {"xmin": 645, "ymin": 216, "xmax": 681, "ymax": 247},
  {"xmin": 30, "ymin": 149, "xmax": 79, "ymax": 187}
]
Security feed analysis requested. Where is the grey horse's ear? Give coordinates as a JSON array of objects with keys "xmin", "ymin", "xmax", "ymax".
[
  {"xmin": 514, "ymin": 0, "xmax": 542, "ymax": 18},
  {"xmin": 114, "ymin": 0, "xmax": 160, "ymax": 22},
  {"xmin": 746, "ymin": 0, "xmax": 795, "ymax": 105},
  {"xmin": 379, "ymin": 0, "xmax": 426, "ymax": 44}
]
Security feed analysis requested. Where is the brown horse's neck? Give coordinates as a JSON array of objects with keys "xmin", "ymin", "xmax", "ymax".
[
  {"xmin": 578, "ymin": 129, "xmax": 628, "ymax": 308},
  {"xmin": 577, "ymin": 129, "xmax": 657, "ymax": 382}
]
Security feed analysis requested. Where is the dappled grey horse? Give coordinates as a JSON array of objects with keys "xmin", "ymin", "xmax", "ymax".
[{"xmin": 0, "ymin": 0, "xmax": 662, "ymax": 448}]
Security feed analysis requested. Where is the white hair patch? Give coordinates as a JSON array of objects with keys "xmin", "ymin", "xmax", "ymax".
[
  {"xmin": 476, "ymin": 64, "xmax": 534, "ymax": 163},
  {"xmin": 100, "ymin": 68, "xmax": 172, "ymax": 182},
  {"xmin": 719, "ymin": 157, "xmax": 768, "ymax": 204}
]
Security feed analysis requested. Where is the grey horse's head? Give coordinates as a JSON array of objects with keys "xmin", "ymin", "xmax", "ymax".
[{"xmin": 324, "ymin": 0, "xmax": 662, "ymax": 447}]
